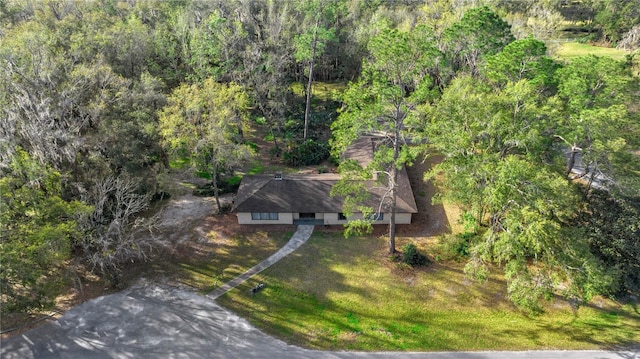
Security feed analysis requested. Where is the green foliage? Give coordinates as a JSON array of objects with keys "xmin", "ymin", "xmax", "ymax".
[
  {"xmin": 436, "ymin": 233, "xmax": 474, "ymax": 261},
  {"xmin": 504, "ymin": 265, "xmax": 553, "ymax": 316},
  {"xmin": 484, "ymin": 36, "xmax": 558, "ymax": 90},
  {"xmin": 194, "ymin": 175, "xmax": 242, "ymax": 197},
  {"xmin": 0, "ymin": 150, "xmax": 91, "ymax": 313},
  {"xmin": 553, "ymin": 55, "xmax": 638, "ymax": 197},
  {"xmin": 331, "ymin": 24, "xmax": 439, "ymax": 252},
  {"xmin": 422, "ymin": 69, "xmax": 626, "ymax": 312},
  {"xmin": 283, "ymin": 139, "xmax": 329, "ymax": 167},
  {"xmin": 402, "ymin": 243, "xmax": 429, "ymax": 267},
  {"xmin": 593, "ymin": 0, "xmax": 640, "ymax": 45},
  {"xmin": 158, "ymin": 78, "xmax": 253, "ymax": 206},
  {"xmin": 580, "ymin": 190, "xmax": 640, "ymax": 296},
  {"xmin": 443, "ymin": 6, "xmax": 515, "ymax": 76},
  {"xmin": 555, "ymin": 55, "xmax": 631, "ymax": 112},
  {"xmin": 1, "ymin": 0, "xmax": 637, "ymax": 321}
]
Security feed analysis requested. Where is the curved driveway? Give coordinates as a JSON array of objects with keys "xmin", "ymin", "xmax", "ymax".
[
  {"xmin": 2, "ymin": 284, "xmax": 637, "ymax": 359},
  {"xmin": 2, "ymin": 224, "xmax": 638, "ymax": 359}
]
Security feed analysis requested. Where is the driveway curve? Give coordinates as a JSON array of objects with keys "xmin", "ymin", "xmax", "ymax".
[
  {"xmin": 2, "ymin": 283, "xmax": 637, "ymax": 359},
  {"xmin": 2, "ymin": 224, "xmax": 638, "ymax": 359}
]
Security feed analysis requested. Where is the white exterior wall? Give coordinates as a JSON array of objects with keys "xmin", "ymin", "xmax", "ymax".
[
  {"xmin": 323, "ymin": 212, "xmax": 413, "ymax": 225},
  {"xmin": 395, "ymin": 213, "xmax": 412, "ymax": 224},
  {"xmin": 236, "ymin": 212, "xmax": 294, "ymax": 225},
  {"xmin": 237, "ymin": 212, "xmax": 412, "ymax": 225},
  {"xmin": 323, "ymin": 213, "xmax": 347, "ymax": 225}
]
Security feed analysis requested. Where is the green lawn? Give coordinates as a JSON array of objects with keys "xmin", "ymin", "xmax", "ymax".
[
  {"xmin": 555, "ymin": 42, "xmax": 629, "ymax": 61},
  {"xmin": 217, "ymin": 231, "xmax": 640, "ymax": 351},
  {"xmin": 167, "ymin": 229, "xmax": 292, "ymax": 293}
]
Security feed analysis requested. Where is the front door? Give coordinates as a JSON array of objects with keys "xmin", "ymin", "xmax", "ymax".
[{"xmin": 299, "ymin": 212, "xmax": 315, "ymax": 219}]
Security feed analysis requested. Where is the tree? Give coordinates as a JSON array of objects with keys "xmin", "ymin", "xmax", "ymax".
[
  {"xmin": 442, "ymin": 6, "xmax": 514, "ymax": 77},
  {"xmin": 593, "ymin": 0, "xmax": 640, "ymax": 45},
  {"xmin": 0, "ymin": 149, "xmax": 91, "ymax": 313},
  {"xmin": 77, "ymin": 174, "xmax": 160, "ymax": 286},
  {"xmin": 580, "ymin": 190, "xmax": 640, "ymax": 296},
  {"xmin": 618, "ymin": 25, "xmax": 640, "ymax": 51},
  {"xmin": 294, "ymin": 0, "xmax": 338, "ymax": 140},
  {"xmin": 495, "ymin": 0, "xmax": 564, "ymax": 41},
  {"xmin": 484, "ymin": 36, "xmax": 558, "ymax": 90},
  {"xmin": 1, "ymin": 2, "xmax": 176, "ymax": 291},
  {"xmin": 552, "ymin": 55, "xmax": 639, "ymax": 195},
  {"xmin": 159, "ymin": 78, "xmax": 253, "ymax": 209},
  {"xmin": 331, "ymin": 25, "xmax": 439, "ymax": 254},
  {"xmin": 228, "ymin": 0, "xmax": 297, "ymax": 153},
  {"xmin": 423, "ymin": 75, "xmax": 609, "ymax": 312}
]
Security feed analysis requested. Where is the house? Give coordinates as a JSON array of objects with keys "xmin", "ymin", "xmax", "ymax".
[{"xmin": 232, "ymin": 137, "xmax": 418, "ymax": 225}]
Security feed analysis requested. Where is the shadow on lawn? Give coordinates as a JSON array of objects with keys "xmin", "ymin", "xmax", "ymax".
[{"xmin": 218, "ymin": 233, "xmax": 520, "ymax": 350}]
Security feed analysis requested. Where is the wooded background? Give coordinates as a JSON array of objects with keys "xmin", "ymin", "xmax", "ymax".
[{"xmin": 1, "ymin": 0, "xmax": 639, "ymax": 315}]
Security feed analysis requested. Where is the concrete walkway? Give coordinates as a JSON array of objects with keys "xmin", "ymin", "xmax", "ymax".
[{"xmin": 207, "ymin": 224, "xmax": 314, "ymax": 300}]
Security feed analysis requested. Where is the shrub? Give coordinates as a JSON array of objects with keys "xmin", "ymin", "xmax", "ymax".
[
  {"xmin": 245, "ymin": 141, "xmax": 259, "ymax": 152},
  {"xmin": 402, "ymin": 243, "xmax": 429, "ymax": 267},
  {"xmin": 269, "ymin": 145, "xmax": 282, "ymax": 158},
  {"xmin": 436, "ymin": 233, "xmax": 474, "ymax": 261},
  {"xmin": 283, "ymin": 139, "xmax": 329, "ymax": 166},
  {"xmin": 193, "ymin": 176, "xmax": 242, "ymax": 196}
]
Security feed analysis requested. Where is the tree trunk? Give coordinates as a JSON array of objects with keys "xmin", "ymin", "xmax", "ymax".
[
  {"xmin": 303, "ymin": 21, "xmax": 319, "ymax": 141},
  {"xmin": 212, "ymin": 162, "xmax": 221, "ymax": 211},
  {"xmin": 566, "ymin": 145, "xmax": 578, "ymax": 177},
  {"xmin": 236, "ymin": 122, "xmax": 244, "ymax": 142},
  {"xmin": 586, "ymin": 162, "xmax": 599, "ymax": 192},
  {"xmin": 389, "ymin": 114, "xmax": 401, "ymax": 254},
  {"xmin": 389, "ymin": 170, "xmax": 397, "ymax": 254}
]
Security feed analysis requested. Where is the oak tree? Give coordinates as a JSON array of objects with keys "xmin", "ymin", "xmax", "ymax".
[{"xmin": 159, "ymin": 79, "xmax": 253, "ymax": 209}]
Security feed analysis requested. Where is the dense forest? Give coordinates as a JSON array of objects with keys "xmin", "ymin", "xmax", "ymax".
[{"xmin": 1, "ymin": 0, "xmax": 639, "ymax": 316}]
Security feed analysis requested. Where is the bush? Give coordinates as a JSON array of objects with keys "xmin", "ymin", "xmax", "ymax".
[
  {"xmin": 269, "ymin": 145, "xmax": 282, "ymax": 158},
  {"xmin": 581, "ymin": 190, "xmax": 640, "ymax": 297},
  {"xmin": 283, "ymin": 139, "xmax": 329, "ymax": 167},
  {"xmin": 193, "ymin": 176, "xmax": 242, "ymax": 196},
  {"xmin": 436, "ymin": 233, "xmax": 474, "ymax": 261},
  {"xmin": 402, "ymin": 243, "xmax": 429, "ymax": 267}
]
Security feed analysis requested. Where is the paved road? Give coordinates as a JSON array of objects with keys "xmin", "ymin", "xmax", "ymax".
[
  {"xmin": 2, "ymin": 225, "xmax": 638, "ymax": 358},
  {"xmin": 2, "ymin": 284, "xmax": 637, "ymax": 359}
]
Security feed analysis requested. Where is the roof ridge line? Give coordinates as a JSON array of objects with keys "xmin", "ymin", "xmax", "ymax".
[{"xmin": 232, "ymin": 176, "xmax": 273, "ymax": 211}]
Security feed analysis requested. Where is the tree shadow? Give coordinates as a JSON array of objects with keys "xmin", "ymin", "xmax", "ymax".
[{"xmin": 399, "ymin": 154, "xmax": 451, "ymax": 238}]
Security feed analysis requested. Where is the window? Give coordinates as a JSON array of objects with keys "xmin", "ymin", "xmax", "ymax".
[
  {"xmin": 366, "ymin": 213, "xmax": 383, "ymax": 221},
  {"xmin": 338, "ymin": 213, "xmax": 347, "ymax": 220},
  {"xmin": 251, "ymin": 212, "xmax": 279, "ymax": 220}
]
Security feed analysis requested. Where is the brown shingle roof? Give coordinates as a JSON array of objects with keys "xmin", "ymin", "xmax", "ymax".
[
  {"xmin": 232, "ymin": 137, "xmax": 418, "ymax": 214},
  {"xmin": 233, "ymin": 173, "xmax": 342, "ymax": 213},
  {"xmin": 233, "ymin": 169, "xmax": 417, "ymax": 214}
]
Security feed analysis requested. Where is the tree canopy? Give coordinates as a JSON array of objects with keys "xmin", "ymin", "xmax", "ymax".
[{"xmin": 1, "ymin": 0, "xmax": 638, "ymax": 315}]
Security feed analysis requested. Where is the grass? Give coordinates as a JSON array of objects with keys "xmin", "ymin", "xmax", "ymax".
[
  {"xmin": 165, "ymin": 230, "xmax": 291, "ymax": 294},
  {"xmin": 290, "ymin": 81, "xmax": 348, "ymax": 102},
  {"xmin": 217, "ymin": 231, "xmax": 640, "ymax": 351},
  {"xmin": 247, "ymin": 163, "xmax": 265, "ymax": 175},
  {"xmin": 169, "ymin": 157, "xmax": 190, "ymax": 169},
  {"xmin": 555, "ymin": 42, "xmax": 629, "ymax": 61}
]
